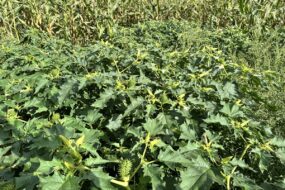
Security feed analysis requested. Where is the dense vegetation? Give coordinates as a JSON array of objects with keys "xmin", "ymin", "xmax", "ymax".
[{"xmin": 0, "ymin": 1, "xmax": 284, "ymax": 190}]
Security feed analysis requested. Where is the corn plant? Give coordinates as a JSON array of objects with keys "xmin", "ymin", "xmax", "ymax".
[{"xmin": 0, "ymin": 0, "xmax": 284, "ymax": 44}]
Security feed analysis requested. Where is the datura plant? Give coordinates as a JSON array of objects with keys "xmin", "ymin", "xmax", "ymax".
[{"xmin": 0, "ymin": 21, "xmax": 284, "ymax": 190}]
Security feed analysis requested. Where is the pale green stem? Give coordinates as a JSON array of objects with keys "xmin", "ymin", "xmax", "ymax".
[{"xmin": 226, "ymin": 144, "xmax": 251, "ymax": 190}]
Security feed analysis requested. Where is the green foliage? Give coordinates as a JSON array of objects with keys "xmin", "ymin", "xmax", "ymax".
[
  {"xmin": 0, "ymin": 21, "xmax": 284, "ymax": 189},
  {"xmin": 180, "ymin": 156, "xmax": 223, "ymax": 190},
  {"xmin": 0, "ymin": 181, "xmax": 15, "ymax": 190}
]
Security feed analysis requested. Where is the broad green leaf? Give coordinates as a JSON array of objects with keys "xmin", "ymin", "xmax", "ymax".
[
  {"xmin": 271, "ymin": 137, "xmax": 285, "ymax": 147},
  {"xmin": 261, "ymin": 180, "xmax": 285, "ymax": 190},
  {"xmin": 213, "ymin": 82, "xmax": 237, "ymax": 100},
  {"xmin": 123, "ymin": 96, "xmax": 144, "ymax": 117},
  {"xmin": 179, "ymin": 156, "xmax": 222, "ymax": 190},
  {"xmin": 81, "ymin": 128, "xmax": 103, "ymax": 144},
  {"xmin": 275, "ymin": 148, "xmax": 285, "ymax": 164},
  {"xmin": 180, "ymin": 123, "xmax": 197, "ymax": 140},
  {"xmin": 220, "ymin": 103, "xmax": 244, "ymax": 118},
  {"xmin": 0, "ymin": 147, "xmax": 11, "ymax": 159},
  {"xmin": 84, "ymin": 110, "xmax": 102, "ymax": 124},
  {"xmin": 179, "ymin": 142, "xmax": 200, "ymax": 155},
  {"xmin": 145, "ymin": 104, "xmax": 157, "ymax": 117},
  {"xmin": 61, "ymin": 116, "xmax": 86, "ymax": 131},
  {"xmin": 106, "ymin": 114, "xmax": 123, "ymax": 131},
  {"xmin": 223, "ymin": 82, "xmax": 237, "ymax": 97},
  {"xmin": 233, "ymin": 174, "xmax": 263, "ymax": 190},
  {"xmin": 91, "ymin": 88, "xmax": 114, "ymax": 108},
  {"xmin": 58, "ymin": 79, "xmax": 77, "ymax": 105},
  {"xmin": 60, "ymin": 176, "xmax": 81, "ymax": 190},
  {"xmin": 204, "ymin": 114, "xmax": 229, "ymax": 126},
  {"xmin": 15, "ymin": 175, "xmax": 38, "ymax": 190},
  {"xmin": 23, "ymin": 97, "xmax": 47, "ymax": 110},
  {"xmin": 158, "ymin": 146, "xmax": 191, "ymax": 168},
  {"xmin": 84, "ymin": 168, "xmax": 116, "ymax": 190},
  {"xmin": 143, "ymin": 164, "xmax": 165, "ymax": 190},
  {"xmin": 39, "ymin": 172, "xmax": 80, "ymax": 190},
  {"xmin": 143, "ymin": 118, "xmax": 163, "ymax": 136},
  {"xmin": 35, "ymin": 159, "xmax": 62, "ymax": 175},
  {"xmin": 229, "ymin": 158, "xmax": 251, "ymax": 170},
  {"xmin": 84, "ymin": 156, "xmax": 117, "ymax": 166},
  {"xmin": 78, "ymin": 77, "xmax": 87, "ymax": 90},
  {"xmin": 251, "ymin": 148, "xmax": 272, "ymax": 173},
  {"xmin": 35, "ymin": 78, "xmax": 49, "ymax": 94}
]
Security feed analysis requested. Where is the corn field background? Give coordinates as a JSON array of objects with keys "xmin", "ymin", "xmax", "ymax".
[{"xmin": 1, "ymin": 0, "xmax": 285, "ymax": 43}]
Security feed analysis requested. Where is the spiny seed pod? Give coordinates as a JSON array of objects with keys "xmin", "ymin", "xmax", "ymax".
[{"xmin": 119, "ymin": 160, "xmax": 132, "ymax": 182}]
